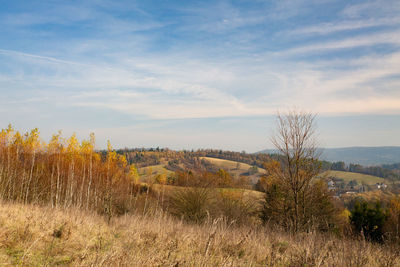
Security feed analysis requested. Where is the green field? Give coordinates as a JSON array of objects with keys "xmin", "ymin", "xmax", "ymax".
[{"xmin": 322, "ymin": 170, "xmax": 386, "ymax": 185}]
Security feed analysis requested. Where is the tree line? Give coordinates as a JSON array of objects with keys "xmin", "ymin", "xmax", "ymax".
[{"xmin": 116, "ymin": 148, "xmax": 271, "ymax": 169}]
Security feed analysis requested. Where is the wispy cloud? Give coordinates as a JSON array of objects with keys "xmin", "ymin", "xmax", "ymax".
[
  {"xmin": 2, "ymin": 45, "xmax": 400, "ymax": 121},
  {"xmin": 1, "ymin": 0, "xmax": 400, "ymax": 149},
  {"xmin": 290, "ymin": 17, "xmax": 400, "ymax": 35},
  {"xmin": 283, "ymin": 30, "xmax": 400, "ymax": 55},
  {"xmin": 341, "ymin": 0, "xmax": 400, "ymax": 19}
]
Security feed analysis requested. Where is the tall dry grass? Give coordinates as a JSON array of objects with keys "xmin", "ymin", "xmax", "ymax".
[{"xmin": 0, "ymin": 201, "xmax": 399, "ymax": 266}]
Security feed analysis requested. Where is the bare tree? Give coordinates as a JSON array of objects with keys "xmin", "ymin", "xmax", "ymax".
[{"xmin": 262, "ymin": 110, "xmax": 332, "ymax": 232}]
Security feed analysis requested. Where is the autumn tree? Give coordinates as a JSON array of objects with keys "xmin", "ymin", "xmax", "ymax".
[
  {"xmin": 261, "ymin": 110, "xmax": 336, "ymax": 232},
  {"xmin": 0, "ymin": 125, "xmax": 140, "ymax": 216}
]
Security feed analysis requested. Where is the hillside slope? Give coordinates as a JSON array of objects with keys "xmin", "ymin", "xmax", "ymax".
[{"xmin": 137, "ymin": 157, "xmax": 265, "ymax": 184}]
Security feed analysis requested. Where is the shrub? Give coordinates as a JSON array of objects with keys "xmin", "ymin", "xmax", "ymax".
[
  {"xmin": 213, "ymin": 190, "xmax": 260, "ymax": 225},
  {"xmin": 260, "ymin": 177, "xmax": 339, "ymax": 232},
  {"xmin": 169, "ymin": 187, "xmax": 211, "ymax": 223},
  {"xmin": 350, "ymin": 201, "xmax": 389, "ymax": 242}
]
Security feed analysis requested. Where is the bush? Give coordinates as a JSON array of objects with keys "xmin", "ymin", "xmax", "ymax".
[
  {"xmin": 213, "ymin": 190, "xmax": 260, "ymax": 225},
  {"xmin": 350, "ymin": 201, "xmax": 389, "ymax": 242},
  {"xmin": 169, "ymin": 188, "xmax": 211, "ymax": 223},
  {"xmin": 260, "ymin": 178, "xmax": 340, "ymax": 232}
]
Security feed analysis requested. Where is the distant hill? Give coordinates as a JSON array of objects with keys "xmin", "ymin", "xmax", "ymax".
[
  {"xmin": 320, "ymin": 147, "xmax": 400, "ymax": 165},
  {"xmin": 258, "ymin": 146, "xmax": 400, "ymax": 166}
]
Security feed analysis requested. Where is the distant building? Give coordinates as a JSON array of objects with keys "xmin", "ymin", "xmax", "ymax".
[
  {"xmin": 376, "ymin": 183, "xmax": 387, "ymax": 189},
  {"xmin": 327, "ymin": 180, "xmax": 336, "ymax": 190}
]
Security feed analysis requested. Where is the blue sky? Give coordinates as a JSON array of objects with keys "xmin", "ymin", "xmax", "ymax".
[{"xmin": 0, "ymin": 0, "xmax": 400, "ymax": 152}]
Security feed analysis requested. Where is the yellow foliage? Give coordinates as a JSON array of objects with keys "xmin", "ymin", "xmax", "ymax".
[
  {"xmin": 0, "ymin": 125, "xmax": 137, "ymax": 214},
  {"xmin": 67, "ymin": 133, "xmax": 79, "ymax": 154},
  {"xmin": 129, "ymin": 165, "xmax": 139, "ymax": 183},
  {"xmin": 80, "ymin": 140, "xmax": 92, "ymax": 154},
  {"xmin": 118, "ymin": 154, "xmax": 127, "ymax": 168},
  {"xmin": 156, "ymin": 173, "xmax": 167, "ymax": 184},
  {"xmin": 24, "ymin": 128, "xmax": 41, "ymax": 151},
  {"xmin": 107, "ymin": 140, "xmax": 117, "ymax": 162},
  {"xmin": 13, "ymin": 131, "xmax": 23, "ymax": 146},
  {"xmin": 340, "ymin": 209, "xmax": 351, "ymax": 223}
]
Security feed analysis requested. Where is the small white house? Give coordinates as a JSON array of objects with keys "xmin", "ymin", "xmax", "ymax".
[{"xmin": 327, "ymin": 180, "xmax": 336, "ymax": 190}]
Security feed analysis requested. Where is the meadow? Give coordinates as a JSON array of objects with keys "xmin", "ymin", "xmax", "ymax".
[
  {"xmin": 324, "ymin": 170, "xmax": 386, "ymax": 185},
  {"xmin": 1, "ymin": 202, "xmax": 399, "ymax": 266}
]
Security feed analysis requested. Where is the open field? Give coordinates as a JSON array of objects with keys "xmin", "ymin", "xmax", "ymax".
[
  {"xmin": 1, "ymin": 202, "xmax": 399, "ymax": 266},
  {"xmin": 323, "ymin": 170, "xmax": 386, "ymax": 185},
  {"xmin": 138, "ymin": 164, "xmax": 174, "ymax": 177},
  {"xmin": 199, "ymin": 157, "xmax": 266, "ymax": 173}
]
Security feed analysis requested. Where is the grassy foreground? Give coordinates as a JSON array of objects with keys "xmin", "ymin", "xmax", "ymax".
[{"xmin": 0, "ymin": 202, "xmax": 399, "ymax": 266}]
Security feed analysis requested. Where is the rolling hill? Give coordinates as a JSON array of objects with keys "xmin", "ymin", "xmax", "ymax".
[
  {"xmin": 137, "ymin": 156, "xmax": 391, "ymax": 187},
  {"xmin": 137, "ymin": 156, "xmax": 266, "ymax": 184}
]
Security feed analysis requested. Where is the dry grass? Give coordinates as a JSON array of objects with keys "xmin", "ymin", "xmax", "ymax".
[
  {"xmin": 0, "ymin": 202, "xmax": 399, "ymax": 266},
  {"xmin": 199, "ymin": 157, "xmax": 266, "ymax": 174},
  {"xmin": 138, "ymin": 164, "xmax": 174, "ymax": 180}
]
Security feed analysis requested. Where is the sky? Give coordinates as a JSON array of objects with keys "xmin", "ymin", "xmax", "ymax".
[{"xmin": 0, "ymin": 0, "xmax": 400, "ymax": 152}]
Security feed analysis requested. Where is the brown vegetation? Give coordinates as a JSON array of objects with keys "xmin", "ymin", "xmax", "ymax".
[{"xmin": 1, "ymin": 202, "xmax": 400, "ymax": 266}]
